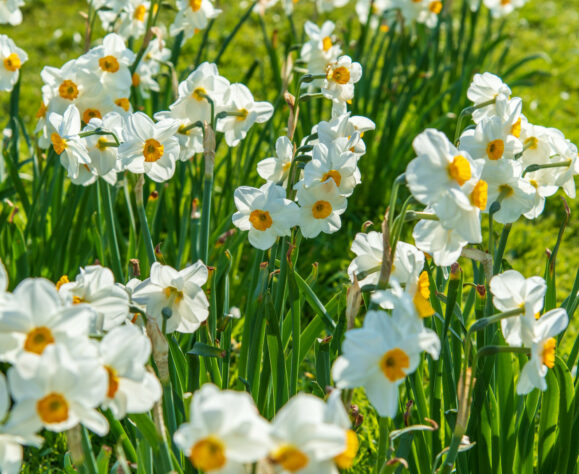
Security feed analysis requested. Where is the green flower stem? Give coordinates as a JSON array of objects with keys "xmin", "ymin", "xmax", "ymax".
[
  {"xmin": 522, "ymin": 159, "xmax": 573, "ymax": 176},
  {"xmin": 454, "ymin": 98, "xmax": 496, "ymax": 144},
  {"xmin": 493, "ymin": 223, "xmax": 512, "ymax": 275},
  {"xmin": 100, "ymin": 180, "xmax": 124, "ymax": 282},
  {"xmin": 375, "ymin": 417, "xmax": 390, "ymax": 473},
  {"xmin": 135, "ymin": 175, "xmax": 157, "ymax": 266},
  {"xmin": 214, "ymin": 1, "xmax": 258, "ymax": 65},
  {"xmin": 104, "ymin": 412, "xmax": 137, "ymax": 463},
  {"xmin": 80, "ymin": 426, "xmax": 99, "ymax": 474},
  {"xmin": 388, "ymin": 173, "xmax": 406, "ymax": 231}
]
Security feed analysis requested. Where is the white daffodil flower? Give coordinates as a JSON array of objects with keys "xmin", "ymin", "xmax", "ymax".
[
  {"xmin": 395, "ymin": 0, "xmax": 443, "ymax": 28},
  {"xmin": 323, "ymin": 390, "xmax": 359, "ymax": 470},
  {"xmin": 0, "ymin": 373, "xmax": 43, "ymax": 474},
  {"xmin": 459, "ymin": 116, "xmax": 523, "ymax": 162},
  {"xmin": 134, "ymin": 33, "xmax": 171, "ymax": 99},
  {"xmin": 517, "ymin": 308, "xmax": 568, "ymax": 394},
  {"xmin": 0, "ymin": 278, "xmax": 95, "ymax": 363},
  {"xmin": 0, "ymin": 35, "xmax": 27, "ymax": 92},
  {"xmin": 300, "ymin": 21, "xmax": 343, "ymax": 79},
  {"xmin": 98, "ymin": 324, "xmax": 161, "ymax": 419},
  {"xmin": 495, "ymin": 96, "xmax": 523, "ymax": 138},
  {"xmin": 549, "ymin": 133, "xmax": 579, "ymax": 199},
  {"xmin": 332, "ymin": 309, "xmax": 440, "ymax": 418},
  {"xmin": 467, "ymin": 72, "xmax": 512, "ymax": 123},
  {"xmin": 119, "ymin": 112, "xmax": 180, "ymax": 182},
  {"xmin": 132, "ymin": 261, "xmax": 209, "ymax": 334},
  {"xmin": 7, "ymin": 344, "xmax": 109, "ymax": 436},
  {"xmin": 322, "ymin": 56, "xmax": 363, "ymax": 105},
  {"xmin": 59, "ymin": 265, "xmax": 130, "ymax": 332},
  {"xmin": 315, "ymin": 112, "xmax": 375, "ymax": 156},
  {"xmin": 48, "ymin": 105, "xmax": 91, "ymax": 180},
  {"xmin": 303, "ymin": 142, "xmax": 360, "ymax": 197},
  {"xmin": 0, "ymin": 0, "xmax": 24, "ymax": 25},
  {"xmin": 269, "ymin": 393, "xmax": 346, "ymax": 474},
  {"xmin": 174, "ymin": 384, "xmax": 271, "ymax": 473},
  {"xmin": 483, "ymin": 0, "xmax": 526, "ymax": 18},
  {"xmin": 412, "ymin": 217, "xmax": 468, "ymax": 267},
  {"xmin": 117, "ymin": 0, "xmax": 152, "ymax": 39},
  {"xmin": 171, "ymin": 0, "xmax": 222, "ymax": 40},
  {"xmin": 257, "ymin": 136, "xmax": 294, "ymax": 185},
  {"xmin": 482, "ymin": 160, "xmax": 535, "ymax": 224},
  {"xmin": 216, "ymin": 84, "xmax": 274, "ymax": 147},
  {"xmin": 490, "ymin": 269, "xmax": 549, "ymax": 346},
  {"xmin": 232, "ymin": 182, "xmax": 300, "ymax": 250},
  {"xmin": 316, "ymin": 0, "xmax": 350, "ymax": 12},
  {"xmin": 155, "ymin": 111, "xmax": 205, "ymax": 160},
  {"xmin": 296, "ymin": 180, "xmax": 348, "ymax": 238}
]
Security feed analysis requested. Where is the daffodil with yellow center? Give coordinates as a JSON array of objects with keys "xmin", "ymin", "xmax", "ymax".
[
  {"xmin": 322, "ymin": 169, "xmax": 342, "ymax": 187},
  {"xmin": 470, "ymin": 180, "xmax": 488, "ymax": 210},
  {"xmin": 192, "ymin": 86, "xmax": 207, "ymax": 101},
  {"xmin": 99, "ymin": 55, "xmax": 120, "ymax": 73},
  {"xmin": 143, "ymin": 138, "xmax": 164, "ymax": 162},
  {"xmin": 37, "ymin": 393, "xmax": 69, "ymax": 424},
  {"xmin": 334, "ymin": 429, "xmax": 359, "ymax": 468},
  {"xmin": 272, "ymin": 444, "xmax": 309, "ymax": 472},
  {"xmin": 380, "ymin": 348, "xmax": 410, "ymax": 382},
  {"xmin": 134, "ymin": 4, "xmax": 147, "ymax": 21},
  {"xmin": 486, "ymin": 139, "xmax": 505, "ymax": 160},
  {"xmin": 82, "ymin": 108, "xmax": 102, "ymax": 124},
  {"xmin": 313, "ymin": 200, "xmax": 333, "ymax": 219},
  {"xmin": 51, "ymin": 133, "xmax": 68, "ymax": 155},
  {"xmin": 322, "ymin": 36, "xmax": 333, "ymax": 52},
  {"xmin": 24, "ymin": 327, "xmax": 55, "ymax": 355},
  {"xmin": 58, "ymin": 79, "xmax": 79, "ymax": 100},
  {"xmin": 413, "ymin": 271, "xmax": 435, "ymax": 317},
  {"xmin": 448, "ymin": 154, "xmax": 471, "ymax": 185},
  {"xmin": 115, "ymin": 98, "xmax": 130, "ymax": 111},
  {"xmin": 249, "ymin": 209, "xmax": 273, "ymax": 231},
  {"xmin": 3, "ymin": 53, "xmax": 21, "ymax": 71},
  {"xmin": 105, "ymin": 366, "xmax": 120, "ymax": 399},
  {"xmin": 189, "ymin": 0, "xmax": 203, "ymax": 11},
  {"xmin": 328, "ymin": 66, "xmax": 351, "ymax": 85}
]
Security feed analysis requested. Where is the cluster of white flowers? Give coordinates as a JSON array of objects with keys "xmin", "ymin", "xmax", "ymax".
[
  {"xmin": 174, "ymin": 384, "xmax": 359, "ymax": 473},
  {"xmin": 489, "ymin": 270, "xmax": 569, "ymax": 393},
  {"xmin": 36, "ymin": 53, "xmax": 273, "ymax": 184},
  {"xmin": 0, "ymin": 256, "xmax": 212, "ymax": 473},
  {"xmin": 405, "ymin": 72, "xmax": 578, "ymax": 267}
]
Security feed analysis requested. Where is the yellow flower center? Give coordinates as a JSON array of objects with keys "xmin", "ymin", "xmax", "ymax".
[
  {"xmin": 237, "ymin": 108, "xmax": 249, "ymax": 122},
  {"xmin": 190, "ymin": 0, "xmax": 203, "ymax": 11},
  {"xmin": 541, "ymin": 338, "xmax": 556, "ymax": 369},
  {"xmin": 429, "ymin": 1, "xmax": 443, "ymax": 14},
  {"xmin": 105, "ymin": 366, "xmax": 120, "ymax": 399},
  {"xmin": 134, "ymin": 4, "xmax": 147, "ymax": 21},
  {"xmin": 51, "ymin": 133, "xmax": 68, "ymax": 155},
  {"xmin": 58, "ymin": 80, "xmax": 79, "ymax": 100},
  {"xmin": 334, "ymin": 430, "xmax": 359, "ymax": 469},
  {"xmin": 190, "ymin": 436, "xmax": 226, "ymax": 472},
  {"xmin": 36, "ymin": 101, "xmax": 47, "ymax": 119},
  {"xmin": 322, "ymin": 36, "xmax": 333, "ymax": 52},
  {"xmin": 99, "ymin": 55, "xmax": 120, "ymax": 73},
  {"xmin": 115, "ymin": 97, "xmax": 130, "ymax": 111},
  {"xmin": 37, "ymin": 392, "xmax": 69, "ymax": 424},
  {"xmin": 96, "ymin": 137, "xmax": 109, "ymax": 151},
  {"xmin": 510, "ymin": 118, "xmax": 521, "ymax": 138},
  {"xmin": 249, "ymin": 209, "xmax": 273, "ymax": 231},
  {"xmin": 380, "ymin": 24, "xmax": 390, "ymax": 33},
  {"xmin": 193, "ymin": 87, "xmax": 207, "ymax": 101},
  {"xmin": 448, "ymin": 155, "xmax": 471, "ymax": 186},
  {"xmin": 82, "ymin": 108, "xmax": 102, "ymax": 124},
  {"xmin": 312, "ymin": 200, "xmax": 332, "ymax": 219},
  {"xmin": 328, "ymin": 66, "xmax": 351, "ymax": 85},
  {"xmin": 470, "ymin": 180, "xmax": 488, "ymax": 210},
  {"xmin": 486, "ymin": 139, "xmax": 504, "ymax": 160},
  {"xmin": 55, "ymin": 275, "xmax": 69, "ymax": 290},
  {"xmin": 413, "ymin": 271, "xmax": 435, "ymax": 318},
  {"xmin": 163, "ymin": 286, "xmax": 184, "ymax": 305},
  {"xmin": 380, "ymin": 348, "xmax": 410, "ymax": 382},
  {"xmin": 530, "ymin": 179, "xmax": 539, "ymax": 189},
  {"xmin": 271, "ymin": 445, "xmax": 309, "ymax": 472},
  {"xmin": 143, "ymin": 138, "xmax": 164, "ymax": 162},
  {"xmin": 498, "ymin": 184, "xmax": 514, "ymax": 198},
  {"xmin": 3, "ymin": 53, "xmax": 21, "ymax": 72},
  {"xmin": 321, "ymin": 169, "xmax": 342, "ymax": 187},
  {"xmin": 524, "ymin": 136, "xmax": 538, "ymax": 150},
  {"xmin": 132, "ymin": 72, "xmax": 141, "ymax": 87},
  {"xmin": 24, "ymin": 327, "xmax": 55, "ymax": 355},
  {"xmin": 501, "ymin": 0, "xmax": 510, "ymax": 5},
  {"xmin": 72, "ymin": 296, "xmax": 85, "ymax": 304}
]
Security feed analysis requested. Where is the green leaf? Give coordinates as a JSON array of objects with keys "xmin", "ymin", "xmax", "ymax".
[
  {"xmin": 129, "ymin": 414, "xmax": 162, "ymax": 447},
  {"xmin": 96, "ymin": 446, "xmax": 112, "ymax": 474},
  {"xmin": 188, "ymin": 342, "xmax": 225, "ymax": 358},
  {"xmin": 554, "ymin": 357, "xmax": 575, "ymax": 473},
  {"xmin": 538, "ymin": 369, "xmax": 560, "ymax": 472}
]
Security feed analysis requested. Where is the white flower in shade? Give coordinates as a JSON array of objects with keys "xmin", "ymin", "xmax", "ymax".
[
  {"xmin": 315, "ymin": 112, "xmax": 375, "ymax": 156},
  {"xmin": 170, "ymin": 0, "xmax": 222, "ymax": 40},
  {"xmin": 482, "ymin": 160, "xmax": 535, "ymax": 224},
  {"xmin": 322, "ymin": 56, "xmax": 363, "ymax": 104},
  {"xmin": 300, "ymin": 21, "xmax": 342, "ymax": 78},
  {"xmin": 316, "ymin": 0, "xmax": 350, "ymax": 12},
  {"xmin": 216, "ymin": 84, "xmax": 274, "ymax": 147},
  {"xmin": 490, "ymin": 270, "xmax": 547, "ymax": 347},
  {"xmin": 119, "ymin": 112, "xmax": 180, "ymax": 182},
  {"xmin": 257, "ymin": 136, "xmax": 294, "ymax": 185},
  {"xmin": 59, "ymin": 265, "xmax": 130, "ymax": 332},
  {"xmin": 74, "ymin": 112, "xmax": 124, "ymax": 186},
  {"xmin": 48, "ymin": 105, "xmax": 91, "ymax": 180},
  {"xmin": 483, "ymin": 0, "xmax": 526, "ymax": 18},
  {"xmin": 0, "ymin": 0, "xmax": 24, "ymax": 25},
  {"xmin": 303, "ymin": 142, "xmax": 360, "ymax": 197},
  {"xmin": 132, "ymin": 261, "xmax": 209, "ymax": 334},
  {"xmin": 549, "ymin": 134, "xmax": 579, "ymax": 199},
  {"xmin": 171, "ymin": 62, "xmax": 231, "ymax": 125},
  {"xmin": 174, "ymin": 384, "xmax": 271, "ymax": 474},
  {"xmin": 133, "ymin": 33, "xmax": 171, "ymax": 99},
  {"xmin": 269, "ymin": 394, "xmax": 346, "ymax": 474},
  {"xmin": 517, "ymin": 308, "xmax": 568, "ymax": 394},
  {"xmin": 332, "ymin": 309, "xmax": 440, "ymax": 418},
  {"xmin": 117, "ymin": 0, "xmax": 152, "ymax": 39},
  {"xmin": 412, "ymin": 217, "xmax": 468, "ymax": 267},
  {"xmin": 7, "ymin": 345, "xmax": 108, "ymax": 436},
  {"xmin": 98, "ymin": 324, "xmax": 161, "ymax": 419},
  {"xmin": 0, "ymin": 278, "xmax": 94, "ymax": 364},
  {"xmin": 232, "ymin": 183, "xmax": 300, "ymax": 250},
  {"xmin": 0, "ymin": 373, "xmax": 43, "ymax": 474},
  {"xmin": 323, "ymin": 390, "xmax": 359, "ymax": 470},
  {"xmin": 459, "ymin": 116, "xmax": 523, "ymax": 162},
  {"xmin": 0, "ymin": 35, "xmax": 27, "ymax": 92},
  {"xmin": 296, "ymin": 180, "xmax": 348, "ymax": 238},
  {"xmin": 467, "ymin": 72, "xmax": 512, "ymax": 123}
]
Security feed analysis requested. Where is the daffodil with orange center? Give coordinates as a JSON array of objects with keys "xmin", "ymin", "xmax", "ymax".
[{"xmin": 0, "ymin": 35, "xmax": 28, "ymax": 92}]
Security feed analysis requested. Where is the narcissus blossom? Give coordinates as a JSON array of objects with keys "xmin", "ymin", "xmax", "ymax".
[
  {"xmin": 7, "ymin": 345, "xmax": 109, "ymax": 436},
  {"xmin": 459, "ymin": 116, "xmax": 523, "ymax": 162},
  {"xmin": 171, "ymin": 0, "xmax": 222, "ymax": 40},
  {"xmin": 0, "ymin": 0, "xmax": 24, "ymax": 25},
  {"xmin": 0, "ymin": 35, "xmax": 27, "ymax": 92},
  {"xmin": 323, "ymin": 390, "xmax": 359, "ymax": 470},
  {"xmin": 232, "ymin": 183, "xmax": 300, "ymax": 250},
  {"xmin": 174, "ymin": 384, "xmax": 271, "ymax": 473},
  {"xmin": 413, "ymin": 217, "xmax": 468, "ymax": 267},
  {"xmin": 132, "ymin": 261, "xmax": 209, "ymax": 333},
  {"xmin": 119, "ymin": 112, "xmax": 180, "ymax": 182},
  {"xmin": 296, "ymin": 180, "xmax": 348, "ymax": 238},
  {"xmin": 322, "ymin": 56, "xmax": 362, "ymax": 105},
  {"xmin": 257, "ymin": 136, "xmax": 294, "ymax": 185},
  {"xmin": 332, "ymin": 309, "xmax": 440, "ymax": 417},
  {"xmin": 300, "ymin": 21, "xmax": 342, "ymax": 79},
  {"xmin": 467, "ymin": 72, "xmax": 512, "ymax": 123}
]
